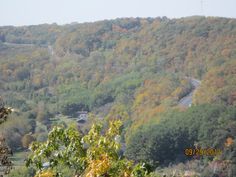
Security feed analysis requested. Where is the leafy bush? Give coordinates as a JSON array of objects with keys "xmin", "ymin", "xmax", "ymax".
[
  {"xmin": 8, "ymin": 167, "xmax": 35, "ymax": 177},
  {"xmin": 26, "ymin": 120, "xmax": 151, "ymax": 176}
]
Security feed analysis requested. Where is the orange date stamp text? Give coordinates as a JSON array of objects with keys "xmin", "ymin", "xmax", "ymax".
[{"xmin": 184, "ymin": 148, "xmax": 222, "ymax": 156}]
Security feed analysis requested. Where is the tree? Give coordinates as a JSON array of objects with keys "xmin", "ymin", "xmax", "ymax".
[
  {"xmin": 0, "ymin": 101, "xmax": 12, "ymax": 125},
  {"xmin": 0, "ymin": 136, "xmax": 13, "ymax": 176},
  {"xmin": 0, "ymin": 99, "xmax": 13, "ymax": 176},
  {"xmin": 36, "ymin": 102, "xmax": 50, "ymax": 124},
  {"xmin": 8, "ymin": 167, "xmax": 35, "ymax": 177},
  {"xmin": 21, "ymin": 134, "xmax": 36, "ymax": 149},
  {"xmin": 126, "ymin": 104, "xmax": 236, "ymax": 168},
  {"xmin": 26, "ymin": 120, "xmax": 151, "ymax": 177},
  {"xmin": 14, "ymin": 67, "xmax": 30, "ymax": 81}
]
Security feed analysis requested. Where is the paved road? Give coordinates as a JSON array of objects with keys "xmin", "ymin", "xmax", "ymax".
[
  {"xmin": 3, "ymin": 42, "xmax": 54, "ymax": 57},
  {"xmin": 178, "ymin": 78, "xmax": 201, "ymax": 107},
  {"xmin": 3, "ymin": 42, "xmax": 49, "ymax": 48},
  {"xmin": 3, "ymin": 42, "xmax": 36, "ymax": 47}
]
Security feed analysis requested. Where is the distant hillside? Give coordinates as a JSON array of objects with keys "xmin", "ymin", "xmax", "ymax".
[
  {"xmin": 1, "ymin": 16, "xmax": 236, "ymax": 111},
  {"xmin": 0, "ymin": 16, "xmax": 236, "ymax": 154}
]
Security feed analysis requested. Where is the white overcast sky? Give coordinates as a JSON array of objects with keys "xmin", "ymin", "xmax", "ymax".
[{"xmin": 0, "ymin": 0, "xmax": 235, "ymax": 26}]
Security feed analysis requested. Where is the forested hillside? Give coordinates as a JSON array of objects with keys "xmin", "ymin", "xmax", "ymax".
[{"xmin": 0, "ymin": 16, "xmax": 236, "ymax": 176}]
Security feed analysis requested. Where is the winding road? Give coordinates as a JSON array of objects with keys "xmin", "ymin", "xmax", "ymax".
[
  {"xmin": 3, "ymin": 41, "xmax": 200, "ymax": 108},
  {"xmin": 178, "ymin": 78, "xmax": 201, "ymax": 107}
]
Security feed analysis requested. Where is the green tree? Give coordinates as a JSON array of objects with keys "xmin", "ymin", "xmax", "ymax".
[
  {"xmin": 26, "ymin": 120, "xmax": 151, "ymax": 177},
  {"xmin": 8, "ymin": 167, "xmax": 35, "ymax": 177},
  {"xmin": 126, "ymin": 104, "xmax": 236, "ymax": 168}
]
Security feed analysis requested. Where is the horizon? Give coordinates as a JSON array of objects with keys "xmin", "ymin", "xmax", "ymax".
[
  {"xmin": 0, "ymin": 15, "xmax": 235, "ymax": 27},
  {"xmin": 0, "ymin": 0, "xmax": 235, "ymax": 27}
]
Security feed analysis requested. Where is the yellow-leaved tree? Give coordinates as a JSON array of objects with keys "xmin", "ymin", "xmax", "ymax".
[{"xmin": 26, "ymin": 120, "xmax": 151, "ymax": 177}]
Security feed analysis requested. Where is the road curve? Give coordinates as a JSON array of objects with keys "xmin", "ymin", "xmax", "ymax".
[{"xmin": 178, "ymin": 78, "xmax": 201, "ymax": 107}]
